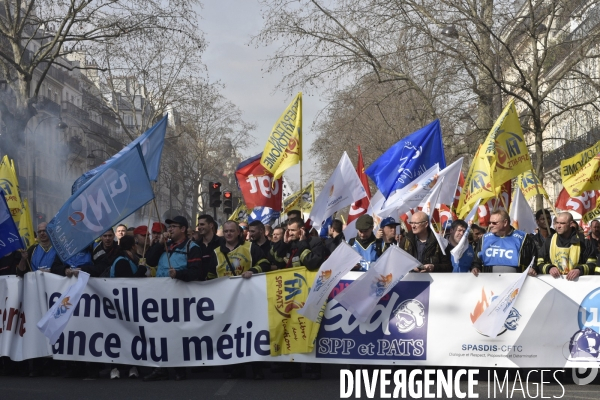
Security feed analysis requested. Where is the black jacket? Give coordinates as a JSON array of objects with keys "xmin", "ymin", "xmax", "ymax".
[
  {"xmin": 537, "ymin": 230, "xmax": 596, "ymax": 275},
  {"xmin": 272, "ymin": 236, "xmax": 329, "ymax": 271},
  {"xmin": 399, "ymin": 229, "xmax": 451, "ymax": 272}
]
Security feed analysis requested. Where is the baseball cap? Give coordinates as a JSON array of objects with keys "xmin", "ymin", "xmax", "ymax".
[
  {"xmin": 151, "ymin": 222, "xmax": 167, "ymax": 233},
  {"xmin": 165, "ymin": 216, "xmax": 189, "ymax": 229},
  {"xmin": 356, "ymin": 214, "xmax": 374, "ymax": 230},
  {"xmin": 133, "ymin": 225, "xmax": 148, "ymax": 235},
  {"xmin": 380, "ymin": 217, "xmax": 401, "ymax": 228}
]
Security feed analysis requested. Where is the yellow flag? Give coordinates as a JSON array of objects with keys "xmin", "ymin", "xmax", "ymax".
[
  {"xmin": 517, "ymin": 170, "xmax": 548, "ymax": 201},
  {"xmin": 260, "ymin": 93, "xmax": 302, "ymax": 180},
  {"xmin": 482, "ymin": 100, "xmax": 533, "ymax": 186},
  {"xmin": 19, "ymin": 199, "xmax": 36, "ymax": 248},
  {"xmin": 457, "ymin": 146, "xmax": 496, "ymax": 218},
  {"xmin": 561, "ymin": 145, "xmax": 600, "ymax": 196},
  {"xmin": 283, "ymin": 181, "xmax": 314, "ymax": 215},
  {"xmin": 266, "ymin": 267, "xmax": 321, "ymax": 355},
  {"xmin": 0, "ymin": 156, "xmax": 22, "ymax": 224},
  {"xmin": 228, "ymin": 202, "xmax": 251, "ymax": 222}
]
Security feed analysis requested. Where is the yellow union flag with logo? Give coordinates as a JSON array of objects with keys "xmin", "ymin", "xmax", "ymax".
[
  {"xmin": 260, "ymin": 93, "xmax": 302, "ymax": 181},
  {"xmin": 228, "ymin": 202, "xmax": 251, "ymax": 223},
  {"xmin": 482, "ymin": 100, "xmax": 533, "ymax": 186},
  {"xmin": 517, "ymin": 170, "xmax": 548, "ymax": 201},
  {"xmin": 457, "ymin": 146, "xmax": 496, "ymax": 218},
  {"xmin": 0, "ymin": 156, "xmax": 22, "ymax": 224},
  {"xmin": 283, "ymin": 181, "xmax": 314, "ymax": 215},
  {"xmin": 266, "ymin": 267, "xmax": 321, "ymax": 355},
  {"xmin": 19, "ymin": 199, "xmax": 36, "ymax": 248},
  {"xmin": 561, "ymin": 142, "xmax": 600, "ymax": 196}
]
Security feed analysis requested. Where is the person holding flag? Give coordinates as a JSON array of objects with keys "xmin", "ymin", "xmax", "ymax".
[
  {"xmin": 471, "ymin": 210, "xmax": 537, "ymax": 276},
  {"xmin": 445, "ymin": 220, "xmax": 474, "ymax": 273},
  {"xmin": 537, "ymin": 212, "xmax": 596, "ymax": 279},
  {"xmin": 400, "ymin": 211, "xmax": 450, "ymax": 272},
  {"xmin": 17, "ymin": 222, "xmax": 66, "ymax": 276}
]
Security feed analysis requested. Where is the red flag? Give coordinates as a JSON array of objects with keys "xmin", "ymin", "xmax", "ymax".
[
  {"xmin": 235, "ymin": 154, "xmax": 282, "ymax": 210},
  {"xmin": 555, "ymin": 188, "xmax": 599, "ymax": 216},
  {"xmin": 347, "ymin": 146, "xmax": 371, "ymax": 224},
  {"xmin": 452, "ymin": 171, "xmax": 465, "ymax": 211}
]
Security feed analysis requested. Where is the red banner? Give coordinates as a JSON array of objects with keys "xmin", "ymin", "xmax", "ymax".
[
  {"xmin": 555, "ymin": 188, "xmax": 600, "ymax": 216},
  {"xmin": 235, "ymin": 154, "xmax": 282, "ymax": 210},
  {"xmin": 347, "ymin": 146, "xmax": 371, "ymax": 225}
]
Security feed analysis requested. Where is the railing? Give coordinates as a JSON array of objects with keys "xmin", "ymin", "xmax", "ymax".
[{"xmin": 62, "ymin": 101, "xmax": 89, "ymax": 120}]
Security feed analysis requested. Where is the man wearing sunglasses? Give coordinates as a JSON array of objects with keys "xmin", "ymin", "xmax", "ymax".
[{"xmin": 470, "ymin": 210, "xmax": 537, "ymax": 276}]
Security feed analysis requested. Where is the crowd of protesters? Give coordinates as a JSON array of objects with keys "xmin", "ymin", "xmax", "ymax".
[{"xmin": 0, "ymin": 206, "xmax": 597, "ymax": 381}]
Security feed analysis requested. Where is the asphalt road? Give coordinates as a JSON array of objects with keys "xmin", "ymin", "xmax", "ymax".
[{"xmin": 1, "ymin": 364, "xmax": 599, "ymax": 399}]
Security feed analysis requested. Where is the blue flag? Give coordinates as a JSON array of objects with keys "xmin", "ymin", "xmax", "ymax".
[
  {"xmin": 48, "ymin": 145, "xmax": 155, "ymax": 262},
  {"xmin": 0, "ymin": 190, "xmax": 25, "ymax": 258},
  {"xmin": 71, "ymin": 115, "xmax": 167, "ymax": 193},
  {"xmin": 366, "ymin": 119, "xmax": 446, "ymax": 198},
  {"xmin": 319, "ymin": 215, "xmax": 333, "ymax": 238},
  {"xmin": 248, "ymin": 207, "xmax": 280, "ymax": 225}
]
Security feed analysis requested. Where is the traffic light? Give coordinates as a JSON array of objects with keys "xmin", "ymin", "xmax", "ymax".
[
  {"xmin": 223, "ymin": 191, "xmax": 233, "ymax": 214},
  {"xmin": 209, "ymin": 182, "xmax": 222, "ymax": 208}
]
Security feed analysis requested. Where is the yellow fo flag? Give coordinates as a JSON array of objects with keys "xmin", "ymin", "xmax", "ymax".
[
  {"xmin": 481, "ymin": 100, "xmax": 533, "ymax": 186},
  {"xmin": 517, "ymin": 170, "xmax": 548, "ymax": 201},
  {"xmin": 19, "ymin": 199, "xmax": 36, "ymax": 248},
  {"xmin": 561, "ymin": 142, "xmax": 600, "ymax": 196},
  {"xmin": 228, "ymin": 202, "xmax": 251, "ymax": 222},
  {"xmin": 266, "ymin": 267, "xmax": 321, "ymax": 355},
  {"xmin": 457, "ymin": 146, "xmax": 496, "ymax": 218},
  {"xmin": 0, "ymin": 156, "xmax": 22, "ymax": 224},
  {"xmin": 260, "ymin": 93, "xmax": 302, "ymax": 181},
  {"xmin": 283, "ymin": 181, "xmax": 314, "ymax": 215}
]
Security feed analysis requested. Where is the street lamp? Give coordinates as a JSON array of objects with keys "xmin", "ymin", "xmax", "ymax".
[{"xmin": 30, "ymin": 116, "xmax": 68, "ymax": 221}]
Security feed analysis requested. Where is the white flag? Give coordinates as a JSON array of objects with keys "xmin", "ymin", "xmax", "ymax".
[
  {"xmin": 378, "ymin": 164, "xmax": 440, "ymax": 217},
  {"xmin": 509, "ymin": 187, "xmax": 537, "ymax": 234},
  {"xmin": 450, "ymin": 198, "xmax": 482, "ymax": 261},
  {"xmin": 309, "ymin": 152, "xmax": 366, "ymax": 229},
  {"xmin": 473, "ymin": 261, "xmax": 532, "ymax": 338},
  {"xmin": 419, "ymin": 176, "xmax": 447, "ymax": 254},
  {"xmin": 37, "ymin": 271, "xmax": 90, "ymax": 345},
  {"xmin": 297, "ymin": 242, "xmax": 362, "ymax": 321},
  {"xmin": 334, "ymin": 246, "xmax": 420, "ymax": 322},
  {"xmin": 437, "ymin": 157, "xmax": 463, "ymax": 207}
]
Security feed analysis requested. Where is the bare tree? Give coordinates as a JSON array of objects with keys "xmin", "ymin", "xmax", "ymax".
[{"xmin": 0, "ymin": 0, "xmax": 201, "ymax": 157}]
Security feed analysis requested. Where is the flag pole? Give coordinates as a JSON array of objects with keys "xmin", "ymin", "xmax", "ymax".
[
  {"xmin": 151, "ymin": 198, "xmax": 172, "ymax": 269},
  {"xmin": 142, "ymin": 200, "xmax": 154, "ymax": 258}
]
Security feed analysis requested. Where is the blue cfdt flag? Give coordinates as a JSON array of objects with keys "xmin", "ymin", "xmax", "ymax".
[
  {"xmin": 71, "ymin": 115, "xmax": 168, "ymax": 193},
  {"xmin": 48, "ymin": 145, "xmax": 155, "ymax": 262},
  {"xmin": 0, "ymin": 190, "xmax": 25, "ymax": 258},
  {"xmin": 249, "ymin": 207, "xmax": 281, "ymax": 225},
  {"xmin": 366, "ymin": 119, "xmax": 446, "ymax": 198}
]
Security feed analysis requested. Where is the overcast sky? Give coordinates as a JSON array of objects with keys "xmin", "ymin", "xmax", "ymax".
[{"xmin": 198, "ymin": 0, "xmax": 326, "ymax": 187}]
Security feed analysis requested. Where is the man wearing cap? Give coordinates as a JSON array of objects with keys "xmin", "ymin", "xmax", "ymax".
[
  {"xmin": 378, "ymin": 217, "xmax": 402, "ymax": 252},
  {"xmin": 146, "ymin": 216, "xmax": 202, "ymax": 282},
  {"xmin": 400, "ymin": 211, "xmax": 451, "ymax": 272},
  {"xmin": 151, "ymin": 222, "xmax": 167, "ymax": 244},
  {"xmin": 348, "ymin": 214, "xmax": 383, "ymax": 271}
]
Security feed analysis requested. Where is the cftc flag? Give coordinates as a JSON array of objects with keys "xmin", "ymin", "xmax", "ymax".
[
  {"xmin": 0, "ymin": 156, "xmax": 23, "ymax": 224},
  {"xmin": 298, "ymin": 242, "xmax": 361, "ymax": 322},
  {"xmin": 260, "ymin": 93, "xmax": 302, "ymax": 181},
  {"xmin": 72, "ymin": 115, "xmax": 167, "ymax": 193},
  {"xmin": 366, "ymin": 119, "xmax": 446, "ymax": 198},
  {"xmin": 37, "ymin": 271, "xmax": 90, "ymax": 345},
  {"xmin": 334, "ymin": 246, "xmax": 420, "ymax": 323},
  {"xmin": 473, "ymin": 261, "xmax": 532, "ymax": 338},
  {"xmin": 509, "ymin": 187, "xmax": 537, "ymax": 234},
  {"xmin": 18, "ymin": 199, "xmax": 36, "ymax": 248},
  {"xmin": 48, "ymin": 145, "xmax": 155, "ymax": 262},
  {"xmin": 308, "ymin": 152, "xmax": 366, "ymax": 230},
  {"xmin": 0, "ymin": 190, "xmax": 25, "ymax": 259}
]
